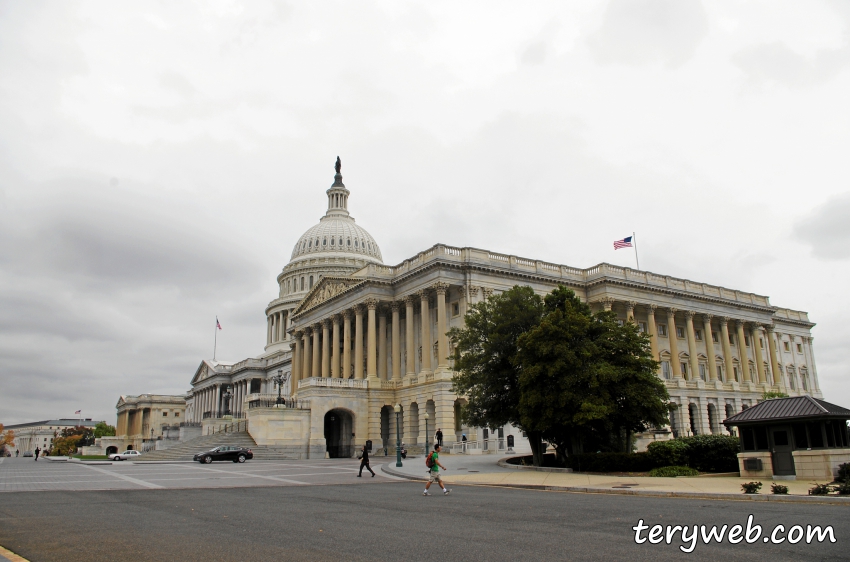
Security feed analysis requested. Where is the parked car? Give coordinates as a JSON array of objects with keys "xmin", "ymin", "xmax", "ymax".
[
  {"xmin": 109, "ymin": 450, "xmax": 143, "ymax": 461},
  {"xmin": 22, "ymin": 451, "xmax": 33, "ymax": 457},
  {"xmin": 193, "ymin": 446, "xmax": 253, "ymax": 464}
]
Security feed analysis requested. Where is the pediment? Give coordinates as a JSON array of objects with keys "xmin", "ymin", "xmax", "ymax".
[
  {"xmin": 190, "ymin": 360, "xmax": 214, "ymax": 385},
  {"xmin": 294, "ymin": 277, "xmax": 364, "ymax": 316}
]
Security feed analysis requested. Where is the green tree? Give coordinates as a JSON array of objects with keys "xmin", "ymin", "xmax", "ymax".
[
  {"xmin": 0, "ymin": 424, "xmax": 15, "ymax": 455},
  {"xmin": 516, "ymin": 287, "xmax": 670, "ymax": 464},
  {"xmin": 762, "ymin": 391, "xmax": 790, "ymax": 400},
  {"xmin": 449, "ymin": 285, "xmax": 545, "ymax": 463},
  {"xmin": 93, "ymin": 422, "xmax": 116, "ymax": 438}
]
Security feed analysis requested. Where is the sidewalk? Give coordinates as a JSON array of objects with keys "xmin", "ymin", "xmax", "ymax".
[{"xmin": 382, "ymin": 453, "xmax": 850, "ymax": 504}]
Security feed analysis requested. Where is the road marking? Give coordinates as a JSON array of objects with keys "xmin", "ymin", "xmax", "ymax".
[
  {"xmin": 173, "ymin": 464, "xmax": 307, "ymax": 485},
  {"xmin": 79, "ymin": 464, "xmax": 163, "ymax": 489},
  {"xmin": 0, "ymin": 544, "xmax": 30, "ymax": 562}
]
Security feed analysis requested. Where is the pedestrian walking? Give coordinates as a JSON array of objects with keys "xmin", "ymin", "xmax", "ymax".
[
  {"xmin": 34, "ymin": 447, "xmax": 40, "ymax": 461},
  {"xmin": 423, "ymin": 444, "xmax": 450, "ymax": 496},
  {"xmin": 15, "ymin": 449, "xmax": 19, "ymax": 457},
  {"xmin": 357, "ymin": 444, "xmax": 375, "ymax": 477},
  {"xmin": 461, "ymin": 434, "xmax": 467, "ymax": 453},
  {"xmin": 435, "ymin": 428, "xmax": 443, "ymax": 448}
]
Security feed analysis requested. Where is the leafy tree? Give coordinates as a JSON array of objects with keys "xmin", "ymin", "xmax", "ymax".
[
  {"xmin": 93, "ymin": 422, "xmax": 116, "ymax": 438},
  {"xmin": 516, "ymin": 287, "xmax": 670, "ymax": 464},
  {"xmin": 762, "ymin": 391, "xmax": 790, "ymax": 400},
  {"xmin": 0, "ymin": 424, "xmax": 15, "ymax": 455},
  {"xmin": 449, "ymin": 285, "xmax": 546, "ymax": 464},
  {"xmin": 50, "ymin": 434, "xmax": 84, "ymax": 456}
]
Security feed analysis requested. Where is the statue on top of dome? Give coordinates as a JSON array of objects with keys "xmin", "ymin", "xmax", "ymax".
[{"xmin": 335, "ymin": 156, "xmax": 341, "ymax": 175}]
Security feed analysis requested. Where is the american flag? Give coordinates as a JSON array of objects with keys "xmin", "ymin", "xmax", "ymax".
[
  {"xmin": 613, "ymin": 236, "xmax": 633, "ymax": 250},
  {"xmin": 74, "ymin": 410, "xmax": 81, "ymax": 414},
  {"xmin": 216, "ymin": 317, "xmax": 222, "ymax": 330}
]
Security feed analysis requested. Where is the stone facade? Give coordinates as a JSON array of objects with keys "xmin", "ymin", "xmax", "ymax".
[
  {"xmin": 115, "ymin": 394, "xmax": 187, "ymax": 451},
  {"xmin": 185, "ymin": 162, "xmax": 822, "ymax": 459}
]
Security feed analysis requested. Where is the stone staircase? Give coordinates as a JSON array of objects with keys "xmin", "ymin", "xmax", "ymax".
[{"xmin": 135, "ymin": 431, "xmax": 301, "ymax": 461}]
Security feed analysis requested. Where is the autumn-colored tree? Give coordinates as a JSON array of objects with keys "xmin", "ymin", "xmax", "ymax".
[
  {"xmin": 0, "ymin": 424, "xmax": 15, "ymax": 455},
  {"xmin": 50, "ymin": 434, "xmax": 83, "ymax": 456}
]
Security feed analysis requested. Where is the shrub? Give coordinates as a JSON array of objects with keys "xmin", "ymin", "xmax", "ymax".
[
  {"xmin": 741, "ymin": 481, "xmax": 762, "ymax": 494},
  {"xmin": 567, "ymin": 452, "xmax": 655, "ymax": 472},
  {"xmin": 836, "ymin": 463, "xmax": 850, "ymax": 484},
  {"xmin": 770, "ymin": 482, "xmax": 789, "ymax": 495},
  {"xmin": 646, "ymin": 439, "xmax": 689, "ymax": 467},
  {"xmin": 808, "ymin": 483, "xmax": 832, "ymax": 496},
  {"xmin": 678, "ymin": 435, "xmax": 740, "ymax": 473},
  {"xmin": 649, "ymin": 466, "xmax": 699, "ymax": 477},
  {"xmin": 835, "ymin": 482, "xmax": 850, "ymax": 495}
]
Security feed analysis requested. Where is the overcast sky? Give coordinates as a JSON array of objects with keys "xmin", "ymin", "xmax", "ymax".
[{"xmin": 1, "ymin": 1, "xmax": 849, "ymax": 426}]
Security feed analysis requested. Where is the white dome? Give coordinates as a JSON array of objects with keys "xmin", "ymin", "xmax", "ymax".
[{"xmin": 290, "ymin": 216, "xmax": 383, "ymax": 263}]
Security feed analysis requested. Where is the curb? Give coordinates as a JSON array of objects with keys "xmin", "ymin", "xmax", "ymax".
[
  {"xmin": 497, "ymin": 457, "xmax": 573, "ymax": 473},
  {"xmin": 380, "ymin": 465, "xmax": 850, "ymax": 505}
]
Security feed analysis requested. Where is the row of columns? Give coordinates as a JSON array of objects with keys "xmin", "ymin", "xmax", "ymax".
[
  {"xmin": 190, "ymin": 385, "xmax": 222, "ymax": 422},
  {"xmin": 605, "ymin": 300, "xmax": 792, "ymax": 385},
  {"xmin": 267, "ymin": 309, "xmax": 292, "ymax": 345},
  {"xmin": 288, "ymin": 283, "xmax": 451, "ymax": 394}
]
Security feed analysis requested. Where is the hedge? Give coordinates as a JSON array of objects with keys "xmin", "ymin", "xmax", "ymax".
[
  {"xmin": 649, "ymin": 466, "xmax": 699, "ymax": 477},
  {"xmin": 566, "ymin": 452, "xmax": 655, "ymax": 472}
]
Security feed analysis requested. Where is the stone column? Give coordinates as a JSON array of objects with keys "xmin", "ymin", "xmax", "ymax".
[
  {"xmin": 266, "ymin": 316, "xmax": 272, "ymax": 345},
  {"xmin": 645, "ymin": 305, "xmax": 660, "ymax": 375},
  {"xmin": 685, "ymin": 311, "xmax": 699, "ymax": 380},
  {"xmin": 626, "ymin": 301, "xmax": 636, "ymax": 323},
  {"xmin": 391, "ymin": 301, "xmax": 402, "ymax": 381},
  {"xmin": 332, "ymin": 315, "xmax": 341, "ymax": 378},
  {"xmin": 720, "ymin": 317, "xmax": 734, "ymax": 382},
  {"xmin": 278, "ymin": 312, "xmax": 284, "ymax": 342},
  {"xmin": 806, "ymin": 337, "xmax": 821, "ymax": 391},
  {"xmin": 366, "ymin": 299, "xmax": 378, "ymax": 379},
  {"xmin": 434, "ymin": 282, "xmax": 449, "ymax": 370},
  {"xmin": 667, "ymin": 308, "xmax": 682, "ymax": 378},
  {"xmin": 312, "ymin": 324, "xmax": 321, "ymax": 379},
  {"xmin": 750, "ymin": 324, "xmax": 766, "ymax": 384},
  {"xmin": 405, "ymin": 295, "xmax": 416, "ymax": 376},
  {"xmin": 703, "ymin": 315, "xmax": 718, "ymax": 381},
  {"xmin": 419, "ymin": 290, "xmax": 432, "ymax": 374},
  {"xmin": 321, "ymin": 319, "xmax": 330, "ymax": 378},
  {"xmin": 302, "ymin": 329, "xmax": 312, "ymax": 381},
  {"xmin": 766, "ymin": 324, "xmax": 781, "ymax": 386},
  {"xmin": 214, "ymin": 385, "xmax": 221, "ymax": 418},
  {"xmin": 354, "ymin": 305, "xmax": 364, "ymax": 379},
  {"xmin": 343, "ymin": 310, "xmax": 352, "ymax": 379},
  {"xmin": 291, "ymin": 337, "xmax": 301, "ymax": 394},
  {"xmin": 378, "ymin": 306, "xmax": 388, "ymax": 380},
  {"xmin": 735, "ymin": 320, "xmax": 749, "ymax": 381}
]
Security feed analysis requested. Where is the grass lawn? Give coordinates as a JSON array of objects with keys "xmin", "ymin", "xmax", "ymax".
[{"xmin": 73, "ymin": 455, "xmax": 109, "ymax": 460}]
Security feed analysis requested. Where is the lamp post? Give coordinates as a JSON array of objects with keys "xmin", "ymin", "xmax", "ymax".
[
  {"xmin": 393, "ymin": 404, "xmax": 402, "ymax": 467},
  {"xmin": 272, "ymin": 369, "xmax": 289, "ymax": 405},
  {"xmin": 424, "ymin": 412, "xmax": 430, "ymax": 454}
]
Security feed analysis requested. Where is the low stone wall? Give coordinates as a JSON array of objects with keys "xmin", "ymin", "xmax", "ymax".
[
  {"xmin": 793, "ymin": 449, "xmax": 850, "ymax": 480},
  {"xmin": 737, "ymin": 452, "xmax": 774, "ymax": 478}
]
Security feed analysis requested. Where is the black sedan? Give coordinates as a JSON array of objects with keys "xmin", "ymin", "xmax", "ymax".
[{"xmin": 193, "ymin": 446, "xmax": 253, "ymax": 464}]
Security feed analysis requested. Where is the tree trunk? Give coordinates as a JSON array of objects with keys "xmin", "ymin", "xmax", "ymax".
[{"xmin": 528, "ymin": 430, "xmax": 543, "ymax": 467}]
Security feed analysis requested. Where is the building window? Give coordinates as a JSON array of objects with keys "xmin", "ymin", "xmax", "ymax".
[
  {"xmin": 347, "ymin": 239, "xmax": 351, "ymax": 246},
  {"xmin": 716, "ymin": 365, "xmax": 723, "ymax": 380},
  {"xmin": 749, "ymin": 365, "xmax": 755, "ymax": 380},
  {"xmin": 323, "ymin": 237, "xmax": 327, "ymax": 246},
  {"xmin": 661, "ymin": 361, "xmax": 671, "ymax": 379},
  {"xmin": 783, "ymin": 341, "xmax": 790, "ymax": 352},
  {"xmin": 712, "ymin": 331, "xmax": 719, "ymax": 343},
  {"xmin": 733, "ymin": 366, "xmax": 739, "ymax": 381},
  {"xmin": 309, "ymin": 276, "xmax": 314, "ymax": 289},
  {"xmin": 451, "ymin": 302, "xmax": 460, "ymax": 317},
  {"xmin": 658, "ymin": 324, "xmax": 668, "ymax": 337},
  {"xmin": 801, "ymin": 372, "xmax": 809, "ymax": 391},
  {"xmin": 330, "ymin": 237, "xmax": 335, "ymax": 246},
  {"xmin": 355, "ymin": 239, "xmax": 358, "ymax": 247},
  {"xmin": 300, "ymin": 277, "xmax": 305, "ymax": 291},
  {"xmin": 729, "ymin": 333, "xmax": 735, "ymax": 345},
  {"xmin": 638, "ymin": 321, "xmax": 647, "ymax": 333},
  {"xmin": 698, "ymin": 364, "xmax": 706, "ymax": 381},
  {"xmin": 744, "ymin": 335, "xmax": 750, "ymax": 347},
  {"xmin": 695, "ymin": 329, "xmax": 702, "ymax": 341},
  {"xmin": 676, "ymin": 326, "xmax": 685, "ymax": 339},
  {"xmin": 797, "ymin": 343, "xmax": 803, "ymax": 353},
  {"xmin": 162, "ymin": 412, "xmax": 168, "ymax": 417},
  {"xmin": 175, "ymin": 412, "xmax": 180, "ymax": 418},
  {"xmin": 681, "ymin": 362, "xmax": 688, "ymax": 377}
]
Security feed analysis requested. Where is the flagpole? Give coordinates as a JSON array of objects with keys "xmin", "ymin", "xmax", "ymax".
[
  {"xmin": 213, "ymin": 318, "xmax": 217, "ymax": 362},
  {"xmin": 633, "ymin": 231, "xmax": 641, "ymax": 270}
]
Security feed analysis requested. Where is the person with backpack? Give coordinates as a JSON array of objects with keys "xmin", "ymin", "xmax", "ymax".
[
  {"xmin": 423, "ymin": 444, "xmax": 450, "ymax": 496},
  {"xmin": 357, "ymin": 444, "xmax": 375, "ymax": 477}
]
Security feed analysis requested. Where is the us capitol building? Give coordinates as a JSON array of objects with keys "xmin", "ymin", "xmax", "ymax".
[{"xmin": 180, "ymin": 159, "xmax": 821, "ymax": 458}]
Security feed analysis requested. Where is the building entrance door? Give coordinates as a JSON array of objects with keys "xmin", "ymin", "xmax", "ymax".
[
  {"xmin": 324, "ymin": 409, "xmax": 353, "ymax": 459},
  {"xmin": 771, "ymin": 426, "xmax": 795, "ymax": 476}
]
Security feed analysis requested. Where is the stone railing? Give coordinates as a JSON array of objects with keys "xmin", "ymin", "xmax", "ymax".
[{"xmin": 298, "ymin": 377, "xmax": 368, "ymax": 390}]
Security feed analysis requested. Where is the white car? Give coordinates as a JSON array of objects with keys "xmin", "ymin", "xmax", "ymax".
[{"xmin": 109, "ymin": 450, "xmax": 143, "ymax": 461}]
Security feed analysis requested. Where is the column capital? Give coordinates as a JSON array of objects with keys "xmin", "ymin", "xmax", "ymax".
[
  {"xmin": 684, "ymin": 310, "xmax": 696, "ymax": 319},
  {"xmin": 294, "ymin": 330, "xmax": 303, "ymax": 338},
  {"xmin": 322, "ymin": 318, "xmax": 331, "ymax": 329},
  {"xmin": 482, "ymin": 287, "xmax": 494, "ymax": 298},
  {"xmin": 598, "ymin": 297, "xmax": 615, "ymax": 308},
  {"xmin": 432, "ymin": 281, "xmax": 449, "ymax": 295},
  {"xmin": 365, "ymin": 298, "xmax": 378, "ymax": 310},
  {"xmin": 303, "ymin": 327, "xmax": 313, "ymax": 336},
  {"xmin": 748, "ymin": 322, "xmax": 763, "ymax": 332},
  {"xmin": 666, "ymin": 307, "xmax": 678, "ymax": 317},
  {"xmin": 625, "ymin": 301, "xmax": 636, "ymax": 312},
  {"xmin": 644, "ymin": 303, "xmax": 657, "ymax": 313},
  {"xmin": 390, "ymin": 300, "xmax": 401, "ymax": 312},
  {"xmin": 343, "ymin": 309, "xmax": 352, "ymax": 320},
  {"xmin": 702, "ymin": 313, "xmax": 713, "ymax": 322},
  {"xmin": 404, "ymin": 294, "xmax": 417, "ymax": 306},
  {"xmin": 289, "ymin": 342, "xmax": 296, "ymax": 351},
  {"xmin": 416, "ymin": 289, "xmax": 430, "ymax": 301},
  {"xmin": 332, "ymin": 314, "xmax": 340, "ymax": 325},
  {"xmin": 354, "ymin": 303, "xmax": 365, "ymax": 314},
  {"xmin": 764, "ymin": 323, "xmax": 776, "ymax": 333},
  {"xmin": 313, "ymin": 322, "xmax": 322, "ymax": 331},
  {"xmin": 735, "ymin": 319, "xmax": 746, "ymax": 328},
  {"xmin": 468, "ymin": 285, "xmax": 479, "ymax": 297}
]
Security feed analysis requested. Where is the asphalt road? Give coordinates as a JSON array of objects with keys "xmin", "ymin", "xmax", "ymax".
[{"xmin": 1, "ymin": 481, "xmax": 847, "ymax": 561}]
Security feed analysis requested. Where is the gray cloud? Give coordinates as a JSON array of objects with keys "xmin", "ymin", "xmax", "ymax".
[
  {"xmin": 732, "ymin": 42, "xmax": 849, "ymax": 88},
  {"xmin": 587, "ymin": 0, "xmax": 708, "ymax": 67},
  {"xmin": 793, "ymin": 193, "xmax": 850, "ymax": 260}
]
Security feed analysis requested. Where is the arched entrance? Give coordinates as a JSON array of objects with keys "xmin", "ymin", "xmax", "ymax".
[
  {"xmin": 105, "ymin": 446, "xmax": 118, "ymax": 455},
  {"xmin": 324, "ymin": 409, "xmax": 354, "ymax": 458}
]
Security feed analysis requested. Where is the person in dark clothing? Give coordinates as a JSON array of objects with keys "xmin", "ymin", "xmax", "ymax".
[
  {"xmin": 357, "ymin": 444, "xmax": 375, "ymax": 477},
  {"xmin": 435, "ymin": 429, "xmax": 443, "ymax": 447},
  {"xmin": 34, "ymin": 447, "xmax": 40, "ymax": 461}
]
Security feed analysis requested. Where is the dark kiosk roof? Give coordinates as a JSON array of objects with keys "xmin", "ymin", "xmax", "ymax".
[{"xmin": 724, "ymin": 396, "xmax": 850, "ymax": 427}]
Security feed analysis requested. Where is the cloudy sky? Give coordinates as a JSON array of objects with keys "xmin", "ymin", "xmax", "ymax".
[{"xmin": 1, "ymin": 0, "xmax": 849, "ymax": 425}]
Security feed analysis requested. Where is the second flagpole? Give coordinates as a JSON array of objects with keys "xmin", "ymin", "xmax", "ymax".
[{"xmin": 633, "ymin": 231, "xmax": 641, "ymax": 271}]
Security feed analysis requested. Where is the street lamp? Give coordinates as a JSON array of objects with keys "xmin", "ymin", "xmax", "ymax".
[
  {"xmin": 272, "ymin": 369, "xmax": 289, "ymax": 405},
  {"xmin": 424, "ymin": 412, "xmax": 430, "ymax": 454},
  {"xmin": 393, "ymin": 403, "xmax": 402, "ymax": 467}
]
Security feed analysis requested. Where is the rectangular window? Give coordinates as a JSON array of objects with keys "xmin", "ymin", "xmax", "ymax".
[
  {"xmin": 661, "ymin": 361, "xmax": 671, "ymax": 379},
  {"xmin": 162, "ymin": 412, "xmax": 168, "ymax": 417},
  {"xmin": 658, "ymin": 324, "xmax": 668, "ymax": 337},
  {"xmin": 733, "ymin": 366, "xmax": 739, "ymax": 381},
  {"xmin": 638, "ymin": 321, "xmax": 647, "ymax": 333},
  {"xmin": 744, "ymin": 335, "xmax": 750, "ymax": 347},
  {"xmin": 808, "ymin": 423, "xmax": 825, "ymax": 448},
  {"xmin": 175, "ymin": 412, "xmax": 180, "ymax": 417},
  {"xmin": 698, "ymin": 364, "xmax": 706, "ymax": 381},
  {"xmin": 783, "ymin": 341, "xmax": 790, "ymax": 351},
  {"xmin": 680, "ymin": 362, "xmax": 688, "ymax": 377},
  {"xmin": 695, "ymin": 329, "xmax": 702, "ymax": 341},
  {"xmin": 802, "ymin": 374, "xmax": 809, "ymax": 391},
  {"xmin": 676, "ymin": 326, "xmax": 685, "ymax": 339},
  {"xmin": 451, "ymin": 302, "xmax": 460, "ymax": 317},
  {"xmin": 712, "ymin": 331, "xmax": 719, "ymax": 343},
  {"xmin": 797, "ymin": 343, "xmax": 803, "ymax": 353},
  {"xmin": 716, "ymin": 365, "xmax": 722, "ymax": 380},
  {"xmin": 729, "ymin": 333, "xmax": 735, "ymax": 345},
  {"xmin": 792, "ymin": 424, "xmax": 809, "ymax": 449}
]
